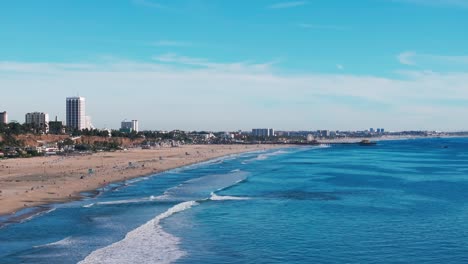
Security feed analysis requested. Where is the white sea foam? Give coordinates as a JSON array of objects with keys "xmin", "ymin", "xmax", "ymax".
[
  {"xmin": 272, "ymin": 150, "xmax": 291, "ymax": 155},
  {"xmin": 83, "ymin": 195, "xmax": 170, "ymax": 208},
  {"xmin": 244, "ymin": 149, "xmax": 291, "ymax": 163},
  {"xmin": 159, "ymin": 171, "xmax": 249, "ymax": 201},
  {"xmin": 125, "ymin": 177, "xmax": 150, "ymax": 185},
  {"xmin": 18, "ymin": 208, "xmax": 56, "ymax": 224},
  {"xmin": 79, "ymin": 168, "xmax": 252, "ymax": 263},
  {"xmin": 209, "ymin": 192, "xmax": 250, "ymax": 201},
  {"xmin": 95, "ymin": 198, "xmax": 148, "ymax": 206},
  {"xmin": 78, "ymin": 201, "xmax": 198, "ymax": 264},
  {"xmin": 168, "ymin": 154, "xmax": 241, "ymax": 173},
  {"xmin": 34, "ymin": 236, "xmax": 74, "ymax": 248},
  {"xmin": 83, "ymin": 199, "xmax": 144, "ymax": 207}
]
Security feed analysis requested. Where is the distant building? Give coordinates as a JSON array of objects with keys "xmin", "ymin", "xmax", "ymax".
[
  {"xmin": 275, "ymin": 131, "xmax": 289, "ymax": 137},
  {"xmin": 317, "ymin": 130, "xmax": 330, "ymax": 137},
  {"xmin": 377, "ymin": 128, "xmax": 385, "ymax": 133},
  {"xmin": 49, "ymin": 116, "xmax": 65, "ymax": 134},
  {"xmin": 0, "ymin": 111, "xmax": 7, "ymax": 124},
  {"xmin": 66, "ymin": 97, "xmax": 86, "ymax": 130},
  {"xmin": 269, "ymin": 128, "xmax": 275, "ymax": 137},
  {"xmin": 252, "ymin": 128, "xmax": 275, "ymax": 137},
  {"xmin": 202, "ymin": 133, "xmax": 216, "ymax": 140},
  {"xmin": 307, "ymin": 134, "xmax": 315, "ymax": 142},
  {"xmin": 85, "ymin": 116, "xmax": 94, "ymax": 130},
  {"xmin": 370, "ymin": 128, "xmax": 375, "ymax": 133},
  {"xmin": 221, "ymin": 132, "xmax": 234, "ymax": 139},
  {"xmin": 25, "ymin": 112, "xmax": 49, "ymax": 133},
  {"xmin": 121, "ymin": 120, "xmax": 139, "ymax": 133}
]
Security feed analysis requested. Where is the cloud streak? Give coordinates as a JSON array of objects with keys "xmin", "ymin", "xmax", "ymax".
[
  {"xmin": 398, "ymin": 51, "xmax": 416, "ymax": 65},
  {"xmin": 151, "ymin": 40, "xmax": 192, "ymax": 47},
  {"xmin": 398, "ymin": 51, "xmax": 468, "ymax": 67},
  {"xmin": 152, "ymin": 53, "xmax": 275, "ymax": 72},
  {"xmin": 268, "ymin": 1, "xmax": 307, "ymax": 9},
  {"xmin": 298, "ymin": 23, "xmax": 348, "ymax": 31},
  {"xmin": 133, "ymin": 0, "xmax": 165, "ymax": 9},
  {"xmin": 393, "ymin": 0, "xmax": 468, "ymax": 8}
]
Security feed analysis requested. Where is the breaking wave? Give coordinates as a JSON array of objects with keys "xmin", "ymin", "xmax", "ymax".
[
  {"xmin": 78, "ymin": 168, "xmax": 254, "ymax": 263},
  {"xmin": 78, "ymin": 201, "xmax": 199, "ymax": 264},
  {"xmin": 210, "ymin": 192, "xmax": 250, "ymax": 201},
  {"xmin": 244, "ymin": 149, "xmax": 291, "ymax": 163},
  {"xmin": 34, "ymin": 236, "xmax": 74, "ymax": 248}
]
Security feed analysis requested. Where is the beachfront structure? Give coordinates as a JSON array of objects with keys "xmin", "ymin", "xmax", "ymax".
[
  {"xmin": 317, "ymin": 130, "xmax": 330, "ymax": 138},
  {"xmin": 66, "ymin": 97, "xmax": 86, "ymax": 130},
  {"xmin": 252, "ymin": 128, "xmax": 275, "ymax": 137},
  {"xmin": 121, "ymin": 120, "xmax": 139, "ymax": 133},
  {"xmin": 25, "ymin": 112, "xmax": 49, "ymax": 133},
  {"xmin": 269, "ymin": 128, "xmax": 275, "ymax": 137},
  {"xmin": 0, "ymin": 111, "xmax": 7, "ymax": 124}
]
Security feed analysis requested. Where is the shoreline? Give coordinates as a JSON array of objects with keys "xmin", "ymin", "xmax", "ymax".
[
  {"xmin": 0, "ymin": 144, "xmax": 287, "ymax": 218},
  {"xmin": 1, "ymin": 136, "xmax": 464, "ymax": 220}
]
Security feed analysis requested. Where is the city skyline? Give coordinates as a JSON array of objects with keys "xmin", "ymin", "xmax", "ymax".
[{"xmin": 1, "ymin": 0, "xmax": 467, "ymax": 131}]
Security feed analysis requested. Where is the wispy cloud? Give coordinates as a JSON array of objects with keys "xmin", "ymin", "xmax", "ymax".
[
  {"xmin": 398, "ymin": 51, "xmax": 416, "ymax": 65},
  {"xmin": 133, "ymin": 0, "xmax": 164, "ymax": 9},
  {"xmin": 153, "ymin": 53, "xmax": 275, "ymax": 72},
  {"xmin": 268, "ymin": 1, "xmax": 307, "ymax": 9},
  {"xmin": 398, "ymin": 51, "xmax": 468, "ymax": 66},
  {"xmin": 393, "ymin": 0, "xmax": 468, "ymax": 8},
  {"xmin": 2, "ymin": 58, "xmax": 468, "ymax": 131},
  {"xmin": 336, "ymin": 64, "xmax": 344, "ymax": 70},
  {"xmin": 298, "ymin": 23, "xmax": 348, "ymax": 31},
  {"xmin": 151, "ymin": 40, "xmax": 192, "ymax": 47}
]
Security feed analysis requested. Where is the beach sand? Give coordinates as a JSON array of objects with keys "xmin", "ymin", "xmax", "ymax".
[{"xmin": 0, "ymin": 144, "xmax": 281, "ymax": 216}]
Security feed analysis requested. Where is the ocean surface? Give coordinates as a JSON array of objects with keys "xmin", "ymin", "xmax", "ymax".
[{"xmin": 1, "ymin": 138, "xmax": 468, "ymax": 263}]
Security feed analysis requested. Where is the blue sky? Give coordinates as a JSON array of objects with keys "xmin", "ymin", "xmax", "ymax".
[{"xmin": 1, "ymin": 0, "xmax": 467, "ymax": 131}]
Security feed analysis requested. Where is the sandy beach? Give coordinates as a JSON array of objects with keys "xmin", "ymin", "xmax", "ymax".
[{"xmin": 0, "ymin": 144, "xmax": 281, "ymax": 216}]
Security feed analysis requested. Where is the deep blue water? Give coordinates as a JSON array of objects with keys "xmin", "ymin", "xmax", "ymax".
[{"xmin": 1, "ymin": 138, "xmax": 468, "ymax": 263}]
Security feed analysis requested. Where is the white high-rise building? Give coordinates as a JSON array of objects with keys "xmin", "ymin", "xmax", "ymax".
[
  {"xmin": 121, "ymin": 120, "xmax": 139, "ymax": 132},
  {"xmin": 25, "ymin": 112, "xmax": 49, "ymax": 132},
  {"xmin": 66, "ymin": 97, "xmax": 86, "ymax": 130}
]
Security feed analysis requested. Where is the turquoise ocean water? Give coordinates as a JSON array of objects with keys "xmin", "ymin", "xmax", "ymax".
[{"xmin": 1, "ymin": 138, "xmax": 468, "ymax": 263}]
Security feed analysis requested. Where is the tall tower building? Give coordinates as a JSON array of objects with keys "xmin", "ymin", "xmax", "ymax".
[{"xmin": 66, "ymin": 97, "xmax": 86, "ymax": 130}]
